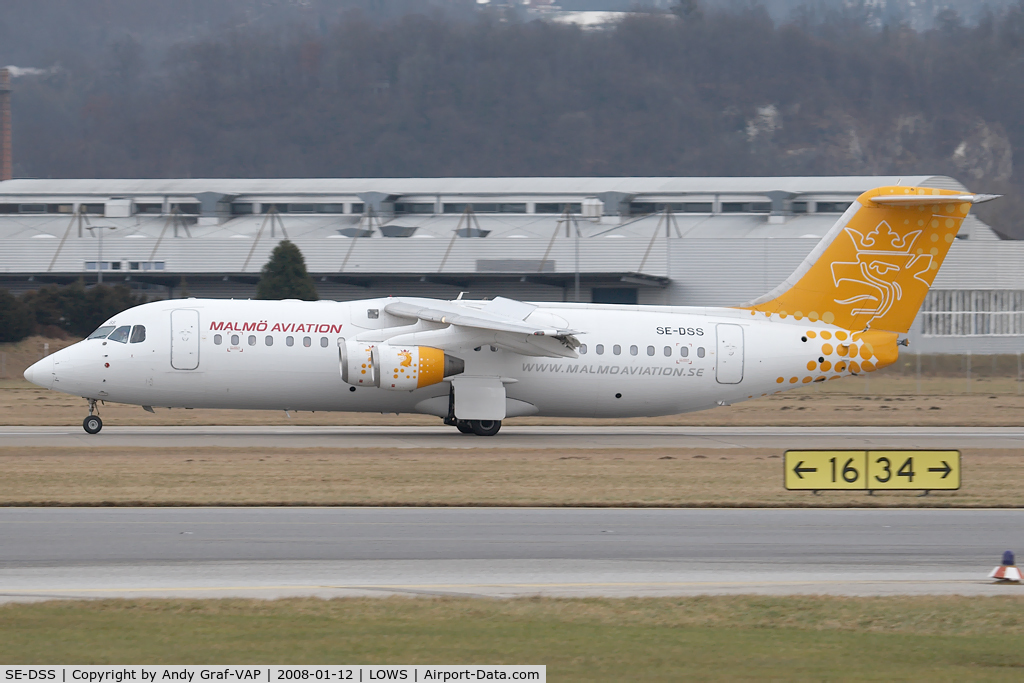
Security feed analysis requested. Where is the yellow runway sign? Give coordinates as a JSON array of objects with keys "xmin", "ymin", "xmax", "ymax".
[{"xmin": 785, "ymin": 450, "xmax": 960, "ymax": 491}]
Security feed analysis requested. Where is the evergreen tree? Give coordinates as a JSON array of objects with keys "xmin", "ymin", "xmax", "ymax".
[
  {"xmin": 256, "ymin": 240, "xmax": 318, "ymax": 301},
  {"xmin": 0, "ymin": 289, "xmax": 35, "ymax": 343}
]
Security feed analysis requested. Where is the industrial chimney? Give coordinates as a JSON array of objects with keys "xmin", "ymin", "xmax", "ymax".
[{"xmin": 0, "ymin": 68, "xmax": 10, "ymax": 181}]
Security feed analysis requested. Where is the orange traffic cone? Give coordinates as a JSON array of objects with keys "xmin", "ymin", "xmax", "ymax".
[{"xmin": 989, "ymin": 551, "xmax": 1022, "ymax": 583}]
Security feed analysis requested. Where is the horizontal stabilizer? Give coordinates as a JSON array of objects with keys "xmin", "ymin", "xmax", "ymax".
[{"xmin": 869, "ymin": 193, "xmax": 1000, "ymax": 206}]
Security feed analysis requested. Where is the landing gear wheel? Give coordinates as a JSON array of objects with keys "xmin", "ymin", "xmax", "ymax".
[
  {"xmin": 469, "ymin": 419, "xmax": 502, "ymax": 437},
  {"xmin": 83, "ymin": 415, "xmax": 103, "ymax": 434},
  {"xmin": 456, "ymin": 421, "xmax": 474, "ymax": 434}
]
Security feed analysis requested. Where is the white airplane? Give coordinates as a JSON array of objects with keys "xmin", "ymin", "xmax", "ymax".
[{"xmin": 24, "ymin": 185, "xmax": 996, "ymax": 435}]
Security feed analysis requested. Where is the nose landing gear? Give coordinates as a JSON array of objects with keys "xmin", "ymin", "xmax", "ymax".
[{"xmin": 83, "ymin": 399, "xmax": 103, "ymax": 434}]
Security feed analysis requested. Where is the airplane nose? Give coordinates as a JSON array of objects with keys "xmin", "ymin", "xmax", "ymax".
[{"xmin": 24, "ymin": 356, "xmax": 54, "ymax": 389}]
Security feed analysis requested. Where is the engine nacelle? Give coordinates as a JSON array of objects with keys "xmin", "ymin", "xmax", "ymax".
[
  {"xmin": 339, "ymin": 338, "xmax": 378, "ymax": 386},
  {"xmin": 373, "ymin": 344, "xmax": 464, "ymax": 391}
]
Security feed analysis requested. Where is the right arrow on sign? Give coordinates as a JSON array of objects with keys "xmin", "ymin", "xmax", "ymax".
[
  {"xmin": 793, "ymin": 461, "xmax": 817, "ymax": 479},
  {"xmin": 928, "ymin": 461, "xmax": 952, "ymax": 478}
]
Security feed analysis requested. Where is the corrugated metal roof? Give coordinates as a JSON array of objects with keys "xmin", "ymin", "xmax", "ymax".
[{"xmin": 0, "ymin": 175, "xmax": 963, "ymax": 197}]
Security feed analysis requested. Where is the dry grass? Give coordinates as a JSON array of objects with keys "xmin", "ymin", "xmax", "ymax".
[
  {"xmin": 3, "ymin": 596, "xmax": 1024, "ymax": 679},
  {"xmin": 1, "ymin": 446, "xmax": 1021, "ymax": 507}
]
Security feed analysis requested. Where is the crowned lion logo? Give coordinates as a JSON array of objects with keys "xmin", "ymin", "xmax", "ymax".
[{"xmin": 829, "ymin": 221, "xmax": 933, "ymax": 324}]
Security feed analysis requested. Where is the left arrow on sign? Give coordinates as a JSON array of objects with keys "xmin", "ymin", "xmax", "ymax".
[{"xmin": 793, "ymin": 461, "xmax": 817, "ymax": 479}]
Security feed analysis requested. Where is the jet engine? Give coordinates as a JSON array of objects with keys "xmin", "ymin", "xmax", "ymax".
[
  {"xmin": 339, "ymin": 338, "xmax": 464, "ymax": 390},
  {"xmin": 339, "ymin": 338, "xmax": 377, "ymax": 386},
  {"xmin": 373, "ymin": 344, "xmax": 464, "ymax": 391}
]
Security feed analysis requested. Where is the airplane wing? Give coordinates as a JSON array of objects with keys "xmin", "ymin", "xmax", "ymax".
[{"xmin": 378, "ymin": 297, "xmax": 582, "ymax": 359}]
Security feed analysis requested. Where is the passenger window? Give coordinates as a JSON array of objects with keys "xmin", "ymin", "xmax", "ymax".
[
  {"xmin": 647, "ymin": 345, "xmax": 655, "ymax": 356},
  {"xmin": 664, "ymin": 346, "xmax": 671, "ymax": 357},
  {"xmin": 320, "ymin": 337, "xmax": 329, "ymax": 348},
  {"xmin": 697, "ymin": 347, "xmax": 706, "ymax": 358},
  {"xmin": 596, "ymin": 344, "xmax": 604, "ymax": 355},
  {"xmin": 681, "ymin": 347, "xmax": 689, "ymax": 357},
  {"xmin": 630, "ymin": 345, "xmax": 638, "ymax": 356},
  {"xmin": 230, "ymin": 334, "xmax": 240, "ymax": 346},
  {"xmin": 214, "ymin": 334, "xmax": 223, "ymax": 345},
  {"xmin": 265, "ymin": 336, "xmax": 274, "ymax": 346},
  {"xmin": 88, "ymin": 325, "xmax": 116, "ymax": 339},
  {"xmin": 579, "ymin": 344, "xmax": 588, "ymax": 354},
  {"xmin": 248, "ymin": 335, "xmax": 256, "ymax": 346},
  {"xmin": 613, "ymin": 344, "xmax": 621, "ymax": 355},
  {"xmin": 286, "ymin": 336, "xmax": 294, "ymax": 347},
  {"xmin": 108, "ymin": 326, "xmax": 131, "ymax": 344},
  {"xmin": 303, "ymin": 336, "xmax": 311, "ymax": 347},
  {"xmin": 129, "ymin": 325, "xmax": 146, "ymax": 343}
]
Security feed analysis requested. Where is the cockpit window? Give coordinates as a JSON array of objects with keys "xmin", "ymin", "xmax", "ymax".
[
  {"xmin": 130, "ymin": 325, "xmax": 146, "ymax": 343},
  {"xmin": 107, "ymin": 325, "xmax": 131, "ymax": 344},
  {"xmin": 87, "ymin": 325, "xmax": 116, "ymax": 339}
]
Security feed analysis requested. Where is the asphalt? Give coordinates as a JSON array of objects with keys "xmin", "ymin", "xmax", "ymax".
[
  {"xmin": 1, "ymin": 508, "xmax": 1021, "ymax": 601},
  {"xmin": 3, "ymin": 425, "xmax": 1024, "ymax": 449}
]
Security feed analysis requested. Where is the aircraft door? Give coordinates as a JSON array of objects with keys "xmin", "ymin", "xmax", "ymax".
[
  {"xmin": 170, "ymin": 309, "xmax": 200, "ymax": 370},
  {"xmin": 715, "ymin": 323, "xmax": 743, "ymax": 384}
]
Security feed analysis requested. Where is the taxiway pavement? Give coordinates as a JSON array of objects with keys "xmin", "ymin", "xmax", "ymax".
[
  {"xmin": 2, "ymin": 425, "xmax": 1024, "ymax": 449},
  {"xmin": 2, "ymin": 508, "xmax": 1021, "ymax": 601}
]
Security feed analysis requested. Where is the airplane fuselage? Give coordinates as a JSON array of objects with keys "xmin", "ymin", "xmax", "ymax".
[{"xmin": 27, "ymin": 297, "xmax": 882, "ymax": 420}]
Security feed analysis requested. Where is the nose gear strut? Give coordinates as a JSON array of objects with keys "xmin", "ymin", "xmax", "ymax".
[{"xmin": 83, "ymin": 399, "xmax": 103, "ymax": 434}]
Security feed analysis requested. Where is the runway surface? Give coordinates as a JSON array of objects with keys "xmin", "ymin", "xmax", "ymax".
[
  {"xmin": 3, "ymin": 425, "xmax": 1024, "ymax": 449},
  {"xmin": 2, "ymin": 508, "xmax": 1021, "ymax": 601}
]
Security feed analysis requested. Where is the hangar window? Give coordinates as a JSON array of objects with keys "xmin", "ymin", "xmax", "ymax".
[
  {"xmin": 289, "ymin": 203, "xmax": 316, "ymax": 213},
  {"xmin": 663, "ymin": 346, "xmax": 672, "ymax": 357},
  {"xmin": 815, "ymin": 202, "xmax": 851, "ymax": 213},
  {"xmin": 265, "ymin": 336, "xmax": 274, "ymax": 346},
  {"xmin": 579, "ymin": 344, "xmax": 588, "ymax": 354},
  {"xmin": 596, "ymin": 344, "xmax": 605, "ymax": 355},
  {"xmin": 534, "ymin": 203, "xmax": 582, "ymax": 214},
  {"xmin": 0, "ymin": 204, "xmax": 16, "ymax": 213},
  {"xmin": 613, "ymin": 344, "xmax": 621, "ymax": 355},
  {"xmin": 697, "ymin": 347, "xmax": 706, "ymax": 358},
  {"xmin": 231, "ymin": 334, "xmax": 240, "ymax": 346},
  {"xmin": 320, "ymin": 337, "xmax": 329, "ymax": 348},
  {"xmin": 231, "ymin": 203, "xmax": 254, "ymax": 215},
  {"xmin": 135, "ymin": 203, "xmax": 163, "ymax": 214},
  {"xmin": 130, "ymin": 325, "xmax": 146, "ymax": 343},
  {"xmin": 680, "ymin": 346, "xmax": 689, "ymax": 358},
  {"xmin": 791, "ymin": 202, "xmax": 808, "ymax": 214},
  {"xmin": 630, "ymin": 345, "xmax": 638, "ymax": 356},
  {"xmin": 248, "ymin": 335, "xmax": 256, "ymax": 346},
  {"xmin": 172, "ymin": 203, "xmax": 201, "ymax": 215},
  {"xmin": 647, "ymin": 345, "xmax": 655, "ymax": 356},
  {"xmin": 350, "ymin": 203, "xmax": 365, "ymax": 214},
  {"xmin": 394, "ymin": 203, "xmax": 435, "ymax": 214},
  {"xmin": 47, "ymin": 204, "xmax": 75, "ymax": 214},
  {"xmin": 303, "ymin": 336, "xmax": 312, "ymax": 347},
  {"xmin": 214, "ymin": 334, "xmax": 223, "ymax": 345},
  {"xmin": 81, "ymin": 204, "xmax": 106, "ymax": 215},
  {"xmin": 19, "ymin": 204, "xmax": 46, "ymax": 214},
  {"xmin": 108, "ymin": 326, "xmax": 131, "ymax": 344},
  {"xmin": 286, "ymin": 336, "xmax": 294, "ymax": 347},
  {"xmin": 316, "ymin": 204, "xmax": 346, "ymax": 213},
  {"xmin": 629, "ymin": 202, "xmax": 710, "ymax": 214},
  {"xmin": 722, "ymin": 202, "xmax": 771, "ymax": 213}
]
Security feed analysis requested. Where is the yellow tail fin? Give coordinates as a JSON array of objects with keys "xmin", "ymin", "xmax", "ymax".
[{"xmin": 741, "ymin": 185, "xmax": 996, "ymax": 334}]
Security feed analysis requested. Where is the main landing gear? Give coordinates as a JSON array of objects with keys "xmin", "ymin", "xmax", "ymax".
[
  {"xmin": 455, "ymin": 419, "xmax": 502, "ymax": 437},
  {"xmin": 83, "ymin": 399, "xmax": 103, "ymax": 434}
]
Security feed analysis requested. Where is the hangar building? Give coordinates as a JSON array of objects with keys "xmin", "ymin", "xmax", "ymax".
[{"xmin": 0, "ymin": 175, "xmax": 1020, "ymax": 353}]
